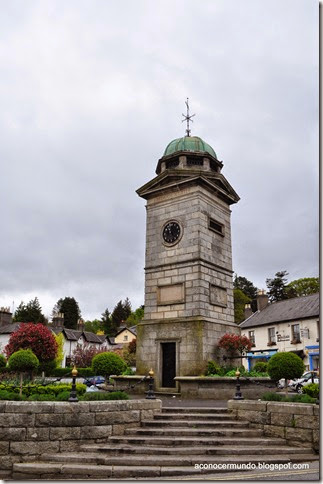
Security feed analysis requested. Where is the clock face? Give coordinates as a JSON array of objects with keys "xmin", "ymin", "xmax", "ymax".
[{"xmin": 162, "ymin": 221, "xmax": 181, "ymax": 244}]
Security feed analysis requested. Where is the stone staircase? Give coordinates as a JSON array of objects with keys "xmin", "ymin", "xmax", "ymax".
[{"xmin": 13, "ymin": 406, "xmax": 318, "ymax": 479}]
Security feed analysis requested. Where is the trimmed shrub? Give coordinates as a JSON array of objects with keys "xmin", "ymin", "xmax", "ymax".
[
  {"xmin": 303, "ymin": 383, "xmax": 319, "ymax": 399},
  {"xmin": 81, "ymin": 391, "xmax": 129, "ymax": 401},
  {"xmin": 0, "ymin": 382, "xmax": 87, "ymax": 397},
  {"xmin": 0, "ymin": 354, "xmax": 6, "ymax": 369},
  {"xmin": 27, "ymin": 393, "xmax": 56, "ymax": 401},
  {"xmin": 55, "ymin": 391, "xmax": 71, "ymax": 401},
  {"xmin": 8, "ymin": 349, "xmax": 39, "ymax": 373},
  {"xmin": 92, "ymin": 352, "xmax": 127, "ymax": 379},
  {"xmin": 0, "ymin": 389, "xmax": 26, "ymax": 400},
  {"xmin": 46, "ymin": 367, "xmax": 93, "ymax": 378},
  {"xmin": 261, "ymin": 392, "xmax": 316, "ymax": 404},
  {"xmin": 267, "ymin": 353, "xmax": 305, "ymax": 389},
  {"xmin": 253, "ymin": 362, "xmax": 268, "ymax": 373}
]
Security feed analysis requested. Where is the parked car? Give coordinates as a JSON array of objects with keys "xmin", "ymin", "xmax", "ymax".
[
  {"xmin": 289, "ymin": 371, "xmax": 319, "ymax": 393},
  {"xmin": 82, "ymin": 376, "xmax": 106, "ymax": 387}
]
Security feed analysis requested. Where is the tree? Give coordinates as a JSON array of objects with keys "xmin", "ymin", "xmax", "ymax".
[
  {"xmin": 233, "ymin": 289, "xmax": 251, "ymax": 323},
  {"xmin": 8, "ymin": 349, "xmax": 39, "ymax": 396},
  {"xmin": 111, "ymin": 299, "xmax": 132, "ymax": 335},
  {"xmin": 71, "ymin": 343, "xmax": 108, "ymax": 368},
  {"xmin": 234, "ymin": 275, "xmax": 258, "ymax": 300},
  {"xmin": 54, "ymin": 297, "xmax": 81, "ymax": 329},
  {"xmin": 5, "ymin": 323, "xmax": 58, "ymax": 363},
  {"xmin": 84, "ymin": 319, "xmax": 104, "ymax": 334},
  {"xmin": 286, "ymin": 277, "xmax": 319, "ymax": 298},
  {"xmin": 234, "ymin": 275, "xmax": 258, "ymax": 312},
  {"xmin": 267, "ymin": 352, "xmax": 305, "ymax": 394},
  {"xmin": 266, "ymin": 270, "xmax": 290, "ymax": 302},
  {"xmin": 91, "ymin": 352, "xmax": 127, "ymax": 381},
  {"xmin": 13, "ymin": 297, "xmax": 46, "ymax": 324},
  {"xmin": 101, "ymin": 308, "xmax": 113, "ymax": 335},
  {"xmin": 126, "ymin": 306, "xmax": 144, "ymax": 326},
  {"xmin": 54, "ymin": 332, "xmax": 65, "ymax": 368}
]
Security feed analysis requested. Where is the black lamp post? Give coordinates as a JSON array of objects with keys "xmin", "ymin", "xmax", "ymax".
[
  {"xmin": 233, "ymin": 369, "xmax": 244, "ymax": 400},
  {"xmin": 68, "ymin": 365, "xmax": 78, "ymax": 402},
  {"xmin": 146, "ymin": 368, "xmax": 156, "ymax": 400}
]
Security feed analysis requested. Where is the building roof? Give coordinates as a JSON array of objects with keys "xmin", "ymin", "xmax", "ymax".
[
  {"xmin": 62, "ymin": 328, "xmax": 82, "ymax": 341},
  {"xmin": 163, "ymin": 136, "xmax": 217, "ymax": 159},
  {"xmin": 240, "ymin": 293, "xmax": 319, "ymax": 329},
  {"xmin": 0, "ymin": 322, "xmax": 21, "ymax": 334},
  {"xmin": 115, "ymin": 325, "xmax": 137, "ymax": 337}
]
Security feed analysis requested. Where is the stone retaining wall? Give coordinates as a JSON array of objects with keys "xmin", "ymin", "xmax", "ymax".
[
  {"xmin": 0, "ymin": 399, "xmax": 162, "ymax": 479},
  {"xmin": 113, "ymin": 376, "xmax": 277, "ymax": 399},
  {"xmin": 175, "ymin": 377, "xmax": 277, "ymax": 399},
  {"xmin": 228, "ymin": 399, "xmax": 319, "ymax": 452}
]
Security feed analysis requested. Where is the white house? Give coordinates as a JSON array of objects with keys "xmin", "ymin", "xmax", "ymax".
[
  {"xmin": 240, "ymin": 292, "xmax": 319, "ymax": 371},
  {"xmin": 114, "ymin": 325, "xmax": 137, "ymax": 345}
]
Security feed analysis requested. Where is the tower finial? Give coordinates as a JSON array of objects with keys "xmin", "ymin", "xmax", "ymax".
[{"xmin": 182, "ymin": 97, "xmax": 195, "ymax": 137}]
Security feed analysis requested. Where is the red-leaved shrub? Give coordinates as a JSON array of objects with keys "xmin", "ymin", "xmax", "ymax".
[
  {"xmin": 218, "ymin": 333, "xmax": 252, "ymax": 355},
  {"xmin": 5, "ymin": 323, "xmax": 58, "ymax": 362}
]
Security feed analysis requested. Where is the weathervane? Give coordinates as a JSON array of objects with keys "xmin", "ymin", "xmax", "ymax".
[{"xmin": 182, "ymin": 97, "xmax": 195, "ymax": 137}]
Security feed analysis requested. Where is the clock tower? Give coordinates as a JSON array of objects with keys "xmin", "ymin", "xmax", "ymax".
[{"xmin": 136, "ymin": 127, "xmax": 240, "ymax": 391}]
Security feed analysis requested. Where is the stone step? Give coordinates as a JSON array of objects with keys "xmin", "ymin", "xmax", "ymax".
[
  {"xmin": 13, "ymin": 454, "xmax": 319, "ymax": 479},
  {"xmin": 162, "ymin": 406, "xmax": 228, "ymax": 413},
  {"xmin": 154, "ymin": 412, "xmax": 234, "ymax": 420},
  {"xmin": 39, "ymin": 451, "xmax": 319, "ymax": 468},
  {"xmin": 141, "ymin": 419, "xmax": 249, "ymax": 428},
  {"xmin": 124, "ymin": 427, "xmax": 260, "ymax": 437},
  {"xmin": 80, "ymin": 444, "xmax": 316, "ymax": 456},
  {"xmin": 108, "ymin": 435, "xmax": 286, "ymax": 446}
]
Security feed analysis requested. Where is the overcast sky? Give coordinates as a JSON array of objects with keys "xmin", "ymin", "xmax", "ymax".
[{"xmin": 0, "ymin": 0, "xmax": 318, "ymax": 321}]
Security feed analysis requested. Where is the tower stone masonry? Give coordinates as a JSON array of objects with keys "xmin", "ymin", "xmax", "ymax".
[{"xmin": 136, "ymin": 135, "xmax": 240, "ymax": 391}]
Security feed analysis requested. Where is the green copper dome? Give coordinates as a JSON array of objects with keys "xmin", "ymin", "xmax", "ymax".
[{"xmin": 163, "ymin": 136, "xmax": 217, "ymax": 159}]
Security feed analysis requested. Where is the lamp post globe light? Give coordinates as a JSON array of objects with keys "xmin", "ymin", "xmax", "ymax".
[
  {"xmin": 233, "ymin": 368, "xmax": 244, "ymax": 400},
  {"xmin": 69, "ymin": 365, "xmax": 78, "ymax": 402}
]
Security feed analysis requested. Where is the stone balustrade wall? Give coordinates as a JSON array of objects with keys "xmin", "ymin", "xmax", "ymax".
[
  {"xmin": 228, "ymin": 399, "xmax": 319, "ymax": 452},
  {"xmin": 0, "ymin": 399, "xmax": 162, "ymax": 479}
]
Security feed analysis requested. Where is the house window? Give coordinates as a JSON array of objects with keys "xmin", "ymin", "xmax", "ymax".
[
  {"xmin": 124, "ymin": 335, "xmax": 128, "ymax": 342},
  {"xmin": 248, "ymin": 331, "xmax": 255, "ymax": 346},
  {"xmin": 268, "ymin": 327, "xmax": 276, "ymax": 345},
  {"xmin": 291, "ymin": 324, "xmax": 301, "ymax": 344},
  {"xmin": 209, "ymin": 218, "xmax": 224, "ymax": 236}
]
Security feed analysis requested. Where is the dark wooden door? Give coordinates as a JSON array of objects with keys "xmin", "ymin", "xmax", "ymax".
[{"xmin": 161, "ymin": 342, "xmax": 176, "ymax": 387}]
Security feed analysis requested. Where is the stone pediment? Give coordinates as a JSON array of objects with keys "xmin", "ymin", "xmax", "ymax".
[{"xmin": 137, "ymin": 170, "xmax": 240, "ymax": 205}]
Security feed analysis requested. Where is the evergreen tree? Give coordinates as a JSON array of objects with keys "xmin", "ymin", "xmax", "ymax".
[
  {"xmin": 234, "ymin": 275, "xmax": 258, "ymax": 312},
  {"xmin": 54, "ymin": 297, "xmax": 81, "ymax": 329},
  {"xmin": 111, "ymin": 299, "xmax": 132, "ymax": 335},
  {"xmin": 13, "ymin": 297, "xmax": 46, "ymax": 324},
  {"xmin": 266, "ymin": 270, "xmax": 289, "ymax": 302},
  {"xmin": 101, "ymin": 308, "xmax": 113, "ymax": 335}
]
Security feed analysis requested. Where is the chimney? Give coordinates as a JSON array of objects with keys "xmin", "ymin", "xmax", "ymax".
[
  {"xmin": 257, "ymin": 289, "xmax": 269, "ymax": 311},
  {"xmin": 244, "ymin": 303, "xmax": 253, "ymax": 319},
  {"xmin": 52, "ymin": 312, "xmax": 64, "ymax": 330},
  {"xmin": 0, "ymin": 307, "xmax": 12, "ymax": 328}
]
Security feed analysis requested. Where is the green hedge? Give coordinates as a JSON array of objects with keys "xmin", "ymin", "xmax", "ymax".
[
  {"xmin": 261, "ymin": 392, "xmax": 316, "ymax": 404},
  {"xmin": 303, "ymin": 383, "xmax": 319, "ymax": 399},
  {"xmin": 0, "ymin": 383, "xmax": 87, "ymax": 397},
  {"xmin": 81, "ymin": 391, "xmax": 129, "ymax": 401}
]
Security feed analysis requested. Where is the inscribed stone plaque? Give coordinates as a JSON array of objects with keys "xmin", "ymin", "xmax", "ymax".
[
  {"xmin": 157, "ymin": 284, "xmax": 185, "ymax": 305},
  {"xmin": 210, "ymin": 284, "xmax": 227, "ymax": 307}
]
